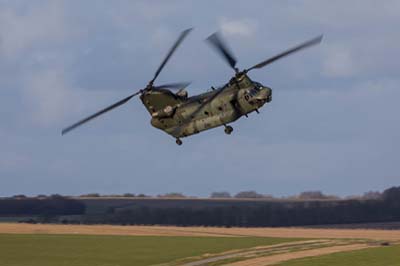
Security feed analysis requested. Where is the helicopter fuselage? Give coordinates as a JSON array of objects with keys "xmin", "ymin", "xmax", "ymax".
[
  {"xmin": 61, "ymin": 28, "xmax": 320, "ymax": 144},
  {"xmin": 140, "ymin": 73, "xmax": 272, "ymax": 138}
]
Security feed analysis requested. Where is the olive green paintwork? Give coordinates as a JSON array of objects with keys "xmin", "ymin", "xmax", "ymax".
[
  {"xmin": 140, "ymin": 72, "xmax": 272, "ymax": 138},
  {"xmin": 61, "ymin": 29, "xmax": 320, "ymax": 142}
]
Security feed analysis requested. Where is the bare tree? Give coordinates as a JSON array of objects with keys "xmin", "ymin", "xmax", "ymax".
[
  {"xmin": 298, "ymin": 191, "xmax": 339, "ymax": 200},
  {"xmin": 362, "ymin": 191, "xmax": 382, "ymax": 200},
  {"xmin": 210, "ymin": 192, "xmax": 231, "ymax": 198},
  {"xmin": 158, "ymin": 193, "xmax": 186, "ymax": 198},
  {"xmin": 235, "ymin": 191, "xmax": 264, "ymax": 199}
]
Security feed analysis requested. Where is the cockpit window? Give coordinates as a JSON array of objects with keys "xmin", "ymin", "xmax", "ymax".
[
  {"xmin": 248, "ymin": 88, "xmax": 258, "ymax": 97},
  {"xmin": 254, "ymin": 82, "xmax": 262, "ymax": 88}
]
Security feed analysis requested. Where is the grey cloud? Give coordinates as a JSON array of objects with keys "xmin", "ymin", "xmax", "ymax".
[{"xmin": 0, "ymin": 0, "xmax": 399, "ymax": 197}]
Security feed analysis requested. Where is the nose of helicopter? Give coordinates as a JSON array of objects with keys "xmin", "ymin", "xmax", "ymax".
[{"xmin": 256, "ymin": 87, "xmax": 272, "ymax": 103}]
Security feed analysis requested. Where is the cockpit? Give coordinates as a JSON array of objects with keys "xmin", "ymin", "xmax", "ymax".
[
  {"xmin": 246, "ymin": 81, "xmax": 272, "ymax": 106},
  {"xmin": 253, "ymin": 82, "xmax": 263, "ymax": 89},
  {"xmin": 248, "ymin": 86, "xmax": 260, "ymax": 97}
]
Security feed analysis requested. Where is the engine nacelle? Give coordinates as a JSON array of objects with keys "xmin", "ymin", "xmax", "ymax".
[
  {"xmin": 151, "ymin": 105, "xmax": 175, "ymax": 118},
  {"xmin": 176, "ymin": 89, "xmax": 188, "ymax": 99}
]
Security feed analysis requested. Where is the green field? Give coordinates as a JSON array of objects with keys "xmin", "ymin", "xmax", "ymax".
[
  {"xmin": 276, "ymin": 244, "xmax": 400, "ymax": 266},
  {"xmin": 0, "ymin": 234, "xmax": 296, "ymax": 266}
]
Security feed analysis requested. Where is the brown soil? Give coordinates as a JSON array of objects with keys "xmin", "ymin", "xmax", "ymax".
[
  {"xmin": 1, "ymin": 223, "xmax": 400, "ymax": 240},
  {"xmin": 164, "ymin": 226, "xmax": 400, "ymax": 240},
  {"xmin": 225, "ymin": 243, "xmax": 369, "ymax": 266},
  {"xmin": 0, "ymin": 223, "xmax": 230, "ymax": 237}
]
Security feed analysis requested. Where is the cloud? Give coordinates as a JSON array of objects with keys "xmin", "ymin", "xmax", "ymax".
[
  {"xmin": 322, "ymin": 45, "xmax": 356, "ymax": 78},
  {"xmin": 20, "ymin": 66, "xmax": 137, "ymax": 128},
  {"xmin": 0, "ymin": 1, "xmax": 69, "ymax": 59},
  {"xmin": 0, "ymin": 1, "xmax": 94, "ymax": 127},
  {"xmin": 21, "ymin": 68, "xmax": 85, "ymax": 126},
  {"xmin": 151, "ymin": 26, "xmax": 175, "ymax": 48},
  {"xmin": 0, "ymin": 151, "xmax": 31, "ymax": 172},
  {"xmin": 0, "ymin": 1, "xmax": 400, "ymax": 197},
  {"xmin": 219, "ymin": 17, "xmax": 257, "ymax": 37}
]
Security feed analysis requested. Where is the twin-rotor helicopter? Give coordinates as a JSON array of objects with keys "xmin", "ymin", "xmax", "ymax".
[{"xmin": 62, "ymin": 28, "xmax": 322, "ymax": 145}]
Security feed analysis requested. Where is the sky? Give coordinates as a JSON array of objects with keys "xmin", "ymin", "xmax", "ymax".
[{"xmin": 0, "ymin": 0, "xmax": 399, "ymax": 197}]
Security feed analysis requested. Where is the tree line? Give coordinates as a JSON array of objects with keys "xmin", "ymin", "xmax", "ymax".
[
  {"xmin": 1, "ymin": 187, "xmax": 399, "ymax": 227},
  {"xmin": 0, "ymin": 195, "xmax": 85, "ymax": 216},
  {"xmin": 81, "ymin": 186, "xmax": 400, "ymax": 227},
  {"xmin": 6, "ymin": 189, "xmax": 385, "ymax": 200}
]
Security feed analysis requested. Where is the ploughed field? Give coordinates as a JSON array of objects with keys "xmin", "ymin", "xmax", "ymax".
[{"xmin": 2, "ymin": 223, "xmax": 400, "ymax": 240}]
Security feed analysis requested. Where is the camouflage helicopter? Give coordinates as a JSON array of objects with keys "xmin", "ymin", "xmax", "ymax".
[{"xmin": 62, "ymin": 28, "xmax": 322, "ymax": 145}]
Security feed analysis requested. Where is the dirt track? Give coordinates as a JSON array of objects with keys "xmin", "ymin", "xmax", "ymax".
[
  {"xmin": 224, "ymin": 243, "xmax": 369, "ymax": 266},
  {"xmin": 159, "ymin": 239, "xmax": 377, "ymax": 266},
  {"xmin": 1, "ymin": 223, "xmax": 400, "ymax": 240},
  {"xmin": 177, "ymin": 240, "xmax": 338, "ymax": 266}
]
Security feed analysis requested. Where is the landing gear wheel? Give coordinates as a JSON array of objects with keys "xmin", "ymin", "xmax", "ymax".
[
  {"xmin": 176, "ymin": 138, "xmax": 183, "ymax": 145},
  {"xmin": 224, "ymin": 125, "xmax": 233, "ymax": 135}
]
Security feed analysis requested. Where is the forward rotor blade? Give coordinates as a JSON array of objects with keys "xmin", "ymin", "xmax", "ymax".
[
  {"xmin": 247, "ymin": 35, "xmax": 323, "ymax": 71},
  {"xmin": 151, "ymin": 28, "xmax": 193, "ymax": 84},
  {"xmin": 206, "ymin": 32, "xmax": 237, "ymax": 71},
  {"xmin": 153, "ymin": 82, "xmax": 191, "ymax": 91},
  {"xmin": 62, "ymin": 91, "xmax": 141, "ymax": 135}
]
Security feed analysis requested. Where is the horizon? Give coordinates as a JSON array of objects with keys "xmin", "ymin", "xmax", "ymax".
[{"xmin": 1, "ymin": 185, "xmax": 393, "ymax": 199}]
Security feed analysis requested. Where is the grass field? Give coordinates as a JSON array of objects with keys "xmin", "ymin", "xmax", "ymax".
[
  {"xmin": 1, "ymin": 225, "xmax": 399, "ymax": 266},
  {"xmin": 276, "ymin": 244, "xmax": 400, "ymax": 266},
  {"xmin": 0, "ymin": 234, "xmax": 296, "ymax": 266}
]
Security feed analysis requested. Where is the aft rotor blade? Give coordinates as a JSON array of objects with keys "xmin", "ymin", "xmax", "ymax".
[
  {"xmin": 247, "ymin": 35, "xmax": 323, "ymax": 71},
  {"xmin": 206, "ymin": 32, "xmax": 237, "ymax": 71},
  {"xmin": 62, "ymin": 91, "xmax": 141, "ymax": 135},
  {"xmin": 153, "ymin": 82, "xmax": 191, "ymax": 91},
  {"xmin": 151, "ymin": 28, "xmax": 193, "ymax": 84}
]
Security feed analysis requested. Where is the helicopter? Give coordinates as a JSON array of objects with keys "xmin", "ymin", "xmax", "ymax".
[{"xmin": 62, "ymin": 28, "xmax": 322, "ymax": 145}]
